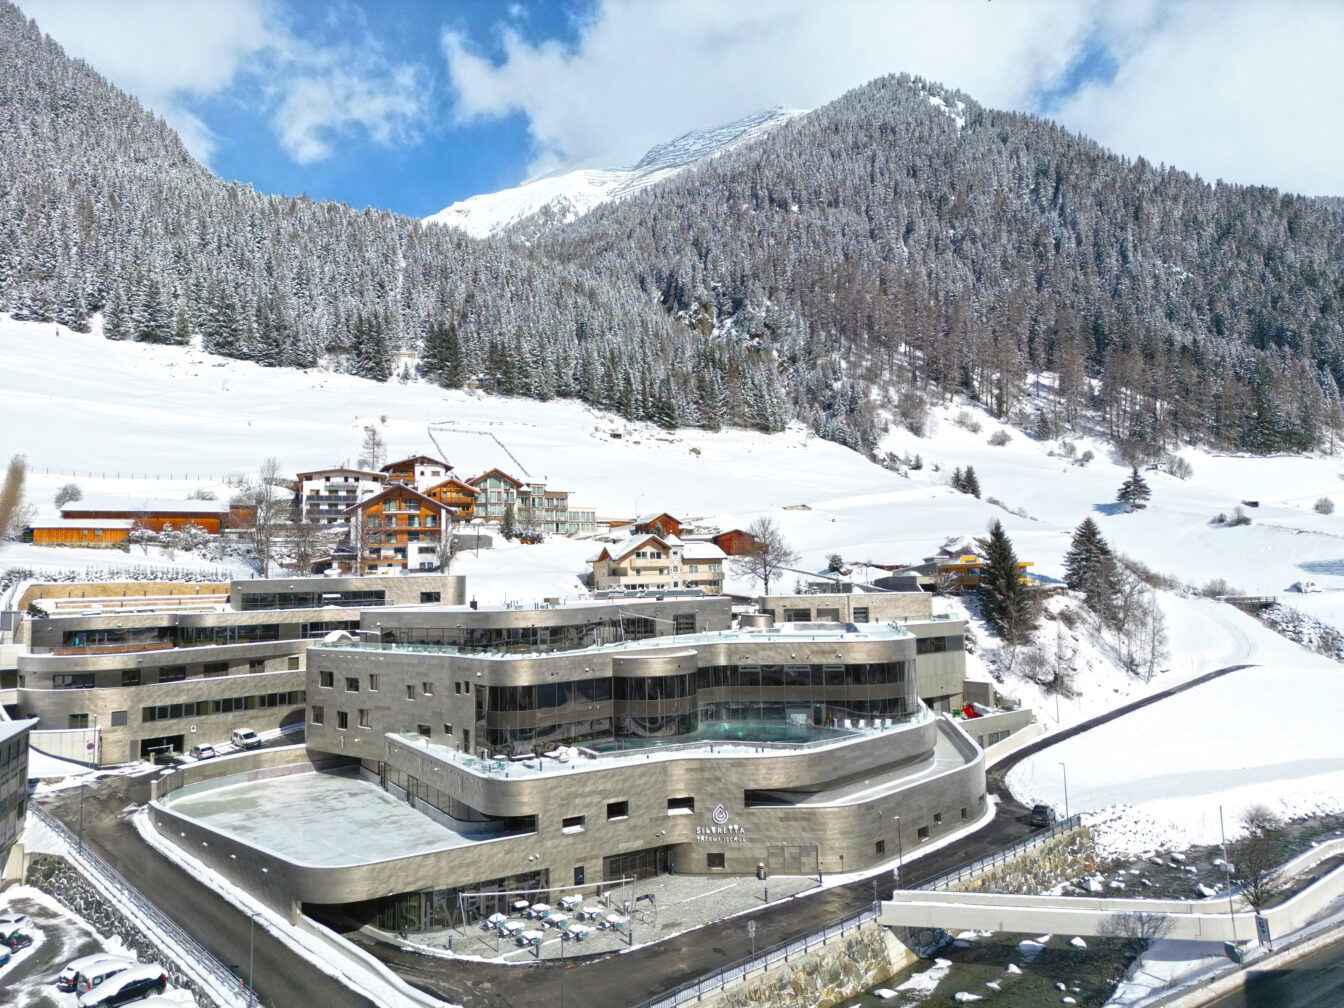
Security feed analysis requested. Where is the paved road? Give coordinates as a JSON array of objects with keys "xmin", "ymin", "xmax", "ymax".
[
  {"xmin": 1213, "ymin": 934, "xmax": 1344, "ymax": 1008},
  {"xmin": 39, "ymin": 773, "xmax": 376, "ymax": 1008}
]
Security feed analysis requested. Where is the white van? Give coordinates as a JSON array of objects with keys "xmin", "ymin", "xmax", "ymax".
[
  {"xmin": 58, "ymin": 953, "xmax": 132, "ymax": 992},
  {"xmin": 230, "ymin": 728, "xmax": 261, "ymax": 750}
]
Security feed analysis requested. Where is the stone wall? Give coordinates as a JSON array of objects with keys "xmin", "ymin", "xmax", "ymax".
[
  {"xmin": 951, "ymin": 826, "xmax": 1098, "ymax": 895},
  {"xmin": 697, "ymin": 922, "xmax": 915, "ymax": 1008},
  {"xmin": 26, "ymin": 853, "xmax": 224, "ymax": 1008}
]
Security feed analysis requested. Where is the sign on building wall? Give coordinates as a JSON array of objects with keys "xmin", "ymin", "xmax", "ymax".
[{"xmin": 695, "ymin": 803, "xmax": 749, "ymax": 844}]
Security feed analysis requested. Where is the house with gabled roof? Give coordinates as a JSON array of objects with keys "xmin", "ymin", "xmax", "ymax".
[
  {"xmin": 381, "ymin": 455, "xmax": 452, "ymax": 489},
  {"xmin": 295, "ymin": 466, "xmax": 387, "ymax": 525},
  {"xmin": 423, "ymin": 477, "xmax": 480, "ymax": 519},
  {"xmin": 587, "ymin": 531, "xmax": 722, "ymax": 594},
  {"xmin": 468, "ymin": 468, "xmax": 526, "ymax": 524},
  {"xmin": 343, "ymin": 483, "xmax": 456, "ymax": 574}
]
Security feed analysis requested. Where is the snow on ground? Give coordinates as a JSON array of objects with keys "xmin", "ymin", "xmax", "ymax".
[
  {"xmin": 449, "ymin": 538, "xmax": 593, "ymax": 606},
  {"xmin": 1007, "ymin": 663, "xmax": 1344, "ymax": 852}
]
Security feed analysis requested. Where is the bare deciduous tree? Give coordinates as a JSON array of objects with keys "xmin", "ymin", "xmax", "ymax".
[
  {"xmin": 730, "ymin": 517, "xmax": 799, "ymax": 596},
  {"xmin": 233, "ymin": 457, "xmax": 287, "ymax": 576},
  {"xmin": 0, "ymin": 454, "xmax": 32, "ymax": 544},
  {"xmin": 288, "ymin": 521, "xmax": 340, "ymax": 574},
  {"xmin": 357, "ymin": 425, "xmax": 387, "ymax": 471},
  {"xmin": 53, "ymin": 482, "xmax": 83, "ymax": 508},
  {"xmin": 1231, "ymin": 805, "xmax": 1286, "ymax": 911}
]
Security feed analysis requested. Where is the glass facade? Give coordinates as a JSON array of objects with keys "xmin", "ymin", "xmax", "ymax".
[
  {"xmin": 476, "ymin": 660, "xmax": 912, "ymax": 751},
  {"xmin": 239, "ymin": 590, "xmax": 386, "ymax": 611},
  {"xmin": 382, "ymin": 613, "xmax": 658, "ymax": 654},
  {"xmin": 373, "ymin": 869, "xmax": 549, "ymax": 933}
]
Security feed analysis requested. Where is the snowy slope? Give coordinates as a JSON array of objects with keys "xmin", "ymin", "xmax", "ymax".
[{"xmin": 424, "ymin": 108, "xmax": 805, "ymax": 238}]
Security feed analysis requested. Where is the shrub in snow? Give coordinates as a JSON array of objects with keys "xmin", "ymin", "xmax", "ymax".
[
  {"xmin": 1225, "ymin": 506, "xmax": 1252, "ymax": 527},
  {"xmin": 988, "ymin": 428, "xmax": 1012, "ymax": 446},
  {"xmin": 954, "ymin": 409, "xmax": 983, "ymax": 434},
  {"xmin": 1315, "ymin": 497, "xmax": 1335, "ymax": 515}
]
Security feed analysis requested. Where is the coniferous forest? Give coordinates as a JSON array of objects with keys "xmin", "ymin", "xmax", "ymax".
[{"xmin": 2, "ymin": 2, "xmax": 1343, "ymax": 457}]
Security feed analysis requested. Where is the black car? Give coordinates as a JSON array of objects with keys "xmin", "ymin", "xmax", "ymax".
[
  {"xmin": 0, "ymin": 924, "xmax": 33, "ymax": 950},
  {"xmin": 1028, "ymin": 803, "xmax": 1056, "ymax": 828},
  {"xmin": 77, "ymin": 964, "xmax": 168, "ymax": 1006}
]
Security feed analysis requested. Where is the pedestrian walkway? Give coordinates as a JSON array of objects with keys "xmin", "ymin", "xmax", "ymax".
[{"xmin": 394, "ymin": 871, "xmax": 821, "ymax": 962}]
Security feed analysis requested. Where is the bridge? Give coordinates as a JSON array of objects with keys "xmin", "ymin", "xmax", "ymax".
[{"xmin": 879, "ymin": 837, "xmax": 1344, "ymax": 944}]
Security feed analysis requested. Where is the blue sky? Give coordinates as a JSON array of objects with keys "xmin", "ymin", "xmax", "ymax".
[{"xmin": 18, "ymin": 0, "xmax": 1344, "ymax": 216}]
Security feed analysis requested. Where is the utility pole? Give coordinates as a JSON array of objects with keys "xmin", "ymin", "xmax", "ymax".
[{"xmin": 1058, "ymin": 762, "xmax": 1070, "ymax": 819}]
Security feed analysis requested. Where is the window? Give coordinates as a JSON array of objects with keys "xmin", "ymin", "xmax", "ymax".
[
  {"xmin": 961, "ymin": 807, "xmax": 969, "ymax": 821},
  {"xmin": 203, "ymin": 662, "xmax": 229, "ymax": 678},
  {"xmin": 111, "ymin": 710, "xmax": 128, "ymax": 727},
  {"xmin": 420, "ymin": 592, "xmax": 441, "ymax": 603},
  {"xmin": 345, "ymin": 677, "xmax": 360, "ymax": 692},
  {"xmin": 933, "ymin": 813, "xmax": 943, "ymax": 825},
  {"xmin": 250, "ymin": 659, "xmax": 266, "ymax": 673},
  {"xmin": 287, "ymin": 656, "xmax": 301, "ymax": 670},
  {"xmin": 68, "ymin": 713, "xmax": 90, "ymax": 729},
  {"xmin": 368, "ymin": 674, "xmax": 379, "ymax": 691},
  {"xmin": 667, "ymin": 796, "xmax": 695, "ymax": 814},
  {"xmin": 337, "ymin": 710, "xmax": 349, "ymax": 730},
  {"xmin": 454, "ymin": 682, "xmax": 461, "ymax": 695},
  {"xmin": 121, "ymin": 669, "xmax": 141, "ymax": 687},
  {"xmin": 406, "ymin": 684, "xmax": 415, "ymax": 700},
  {"xmin": 157, "ymin": 666, "xmax": 186, "ymax": 683},
  {"xmin": 607, "ymin": 800, "xmax": 629, "ymax": 821},
  {"xmin": 416, "ymin": 723, "xmax": 431, "ymax": 737},
  {"xmin": 853, "ymin": 607, "xmax": 870, "ymax": 623},
  {"xmin": 917, "ymin": 826, "xmax": 930, "ymax": 842},
  {"xmin": 706, "ymin": 853, "xmax": 725, "ymax": 869},
  {"xmin": 53, "ymin": 673, "xmax": 94, "ymax": 689},
  {"xmin": 319, "ymin": 670, "xmax": 334, "ymax": 688},
  {"xmin": 422, "ymin": 681, "xmax": 433, "ymax": 696},
  {"xmin": 875, "ymin": 839, "xmax": 886, "ymax": 856},
  {"xmin": 311, "ymin": 705, "xmax": 325, "ymax": 725},
  {"xmin": 673, "ymin": 613, "xmax": 696, "ymax": 634},
  {"xmin": 358, "ymin": 709, "xmax": 371, "ymax": 729},
  {"xmin": 443, "ymin": 723, "xmax": 452, "ymax": 736},
  {"xmin": 562, "ymin": 815, "xmax": 585, "ymax": 833}
]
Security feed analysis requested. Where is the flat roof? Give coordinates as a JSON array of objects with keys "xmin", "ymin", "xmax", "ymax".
[
  {"xmin": 162, "ymin": 770, "xmax": 483, "ymax": 865},
  {"xmin": 316, "ymin": 621, "xmax": 913, "ymax": 662}
]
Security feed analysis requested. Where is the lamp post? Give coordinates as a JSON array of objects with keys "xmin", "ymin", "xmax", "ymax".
[
  {"xmin": 1219, "ymin": 806, "xmax": 1239, "ymax": 944},
  {"xmin": 1058, "ymin": 762, "xmax": 1070, "ymax": 820},
  {"xmin": 892, "ymin": 815, "xmax": 903, "ymax": 889}
]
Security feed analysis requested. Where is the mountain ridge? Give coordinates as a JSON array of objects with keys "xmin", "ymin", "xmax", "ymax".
[{"xmin": 424, "ymin": 107, "xmax": 805, "ymax": 239}]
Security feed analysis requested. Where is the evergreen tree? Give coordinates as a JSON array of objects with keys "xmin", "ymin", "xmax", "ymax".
[
  {"xmin": 950, "ymin": 467, "xmax": 965, "ymax": 493},
  {"xmin": 500, "ymin": 502, "xmax": 518, "ymax": 541},
  {"xmin": 962, "ymin": 466, "xmax": 982, "ymax": 498},
  {"xmin": 978, "ymin": 520, "xmax": 1038, "ymax": 644},
  {"xmin": 1116, "ymin": 467, "xmax": 1152, "ymax": 512},
  {"xmin": 1063, "ymin": 517, "xmax": 1118, "ymax": 617}
]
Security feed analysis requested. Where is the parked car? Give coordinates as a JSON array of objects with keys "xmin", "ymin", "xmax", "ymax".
[
  {"xmin": 77, "ymin": 959, "xmax": 136, "ymax": 993},
  {"xmin": 230, "ymin": 728, "xmax": 261, "ymax": 750},
  {"xmin": 1028, "ymin": 804, "xmax": 1057, "ymax": 828},
  {"xmin": 1291, "ymin": 580, "xmax": 1323, "ymax": 593},
  {"xmin": 0, "ymin": 923, "xmax": 33, "ymax": 950},
  {"xmin": 188, "ymin": 743, "xmax": 217, "ymax": 760},
  {"xmin": 57, "ymin": 954, "xmax": 134, "ymax": 993},
  {"xmin": 77, "ymin": 963, "xmax": 168, "ymax": 1006}
]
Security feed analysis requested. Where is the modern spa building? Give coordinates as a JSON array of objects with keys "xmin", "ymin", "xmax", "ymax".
[
  {"xmin": 147, "ymin": 587, "xmax": 1032, "ymax": 931},
  {"xmin": 11, "ymin": 574, "xmax": 464, "ymax": 764}
]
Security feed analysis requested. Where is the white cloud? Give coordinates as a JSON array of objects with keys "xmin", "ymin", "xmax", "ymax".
[
  {"xmin": 1053, "ymin": 0, "xmax": 1344, "ymax": 196},
  {"xmin": 443, "ymin": 0, "xmax": 1097, "ymax": 177},
  {"xmin": 20, "ymin": 0, "xmax": 274, "ymax": 162},
  {"xmin": 19, "ymin": 0, "xmax": 429, "ymax": 168},
  {"xmin": 443, "ymin": 0, "xmax": 1344, "ymax": 195}
]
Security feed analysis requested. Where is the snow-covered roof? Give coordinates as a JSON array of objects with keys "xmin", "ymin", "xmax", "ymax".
[
  {"xmin": 31, "ymin": 518, "xmax": 135, "ymax": 530},
  {"xmin": 682, "ymin": 541, "xmax": 726, "ymax": 560},
  {"xmin": 635, "ymin": 511, "xmax": 679, "ymax": 524},
  {"xmin": 297, "ymin": 467, "xmax": 386, "ymax": 480},
  {"xmin": 64, "ymin": 498, "xmax": 231, "ymax": 514}
]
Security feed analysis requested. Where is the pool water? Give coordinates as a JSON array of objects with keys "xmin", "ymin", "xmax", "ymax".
[{"xmin": 589, "ymin": 720, "xmax": 849, "ymax": 752}]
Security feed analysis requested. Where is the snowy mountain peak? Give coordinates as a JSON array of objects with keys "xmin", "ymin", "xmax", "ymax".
[{"xmin": 423, "ymin": 107, "xmax": 806, "ymax": 240}]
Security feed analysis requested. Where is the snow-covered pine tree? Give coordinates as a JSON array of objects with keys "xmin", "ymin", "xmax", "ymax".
[
  {"xmin": 978, "ymin": 520, "xmax": 1038, "ymax": 644},
  {"xmin": 1063, "ymin": 517, "xmax": 1118, "ymax": 618},
  {"xmin": 1116, "ymin": 467, "xmax": 1151, "ymax": 512}
]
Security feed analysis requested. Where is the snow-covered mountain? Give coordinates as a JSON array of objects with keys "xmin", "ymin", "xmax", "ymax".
[{"xmin": 424, "ymin": 107, "xmax": 806, "ymax": 239}]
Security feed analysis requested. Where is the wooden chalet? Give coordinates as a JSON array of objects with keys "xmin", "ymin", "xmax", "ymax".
[
  {"xmin": 344, "ymin": 484, "xmax": 456, "ymax": 574},
  {"xmin": 380, "ymin": 455, "xmax": 452, "ymax": 487},
  {"xmin": 633, "ymin": 512, "xmax": 682, "ymax": 538},
  {"xmin": 424, "ymin": 477, "xmax": 480, "ymax": 519},
  {"xmin": 711, "ymin": 528, "xmax": 758, "ymax": 556},
  {"xmin": 61, "ymin": 499, "xmax": 232, "ymax": 534},
  {"xmin": 30, "ymin": 518, "xmax": 133, "ymax": 547}
]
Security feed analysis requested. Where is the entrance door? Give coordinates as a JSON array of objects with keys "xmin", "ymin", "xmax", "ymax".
[
  {"xmin": 139, "ymin": 734, "xmax": 184, "ymax": 760},
  {"xmin": 766, "ymin": 844, "xmax": 819, "ymax": 876}
]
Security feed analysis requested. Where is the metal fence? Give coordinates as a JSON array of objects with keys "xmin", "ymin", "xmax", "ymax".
[
  {"xmin": 32, "ymin": 806, "xmax": 251, "ymax": 1007},
  {"xmin": 917, "ymin": 813, "xmax": 1084, "ymax": 891},
  {"xmin": 638, "ymin": 905, "xmax": 878, "ymax": 1008}
]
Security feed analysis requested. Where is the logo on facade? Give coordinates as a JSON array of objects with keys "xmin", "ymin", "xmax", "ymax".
[
  {"xmin": 712, "ymin": 803, "xmax": 730, "ymax": 825},
  {"xmin": 697, "ymin": 803, "xmax": 748, "ymax": 844}
]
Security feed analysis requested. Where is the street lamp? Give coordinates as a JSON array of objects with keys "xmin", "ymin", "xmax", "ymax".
[
  {"xmin": 1058, "ymin": 762, "xmax": 1070, "ymax": 820},
  {"xmin": 891, "ymin": 815, "xmax": 903, "ymax": 889}
]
